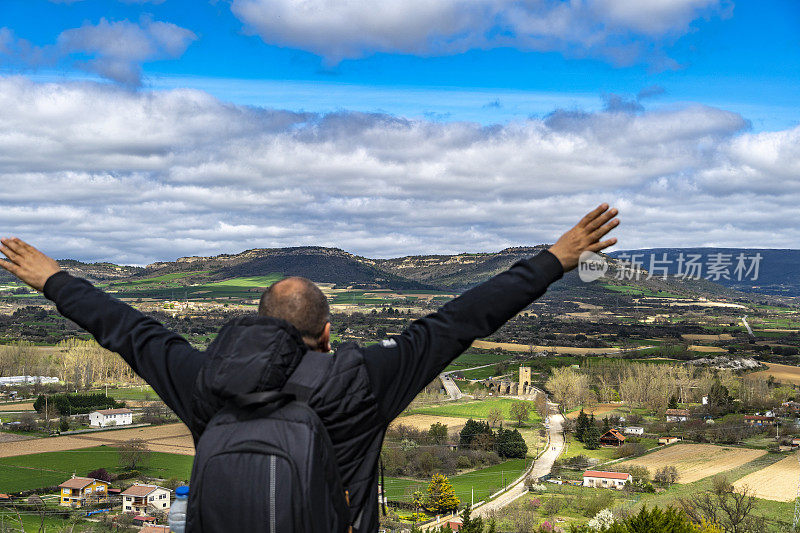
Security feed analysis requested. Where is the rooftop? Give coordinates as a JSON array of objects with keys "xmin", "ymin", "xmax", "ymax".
[{"xmin": 583, "ymin": 470, "xmax": 632, "ymax": 480}]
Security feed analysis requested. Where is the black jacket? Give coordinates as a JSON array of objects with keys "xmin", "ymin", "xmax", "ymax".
[{"xmin": 43, "ymin": 249, "xmax": 563, "ymax": 531}]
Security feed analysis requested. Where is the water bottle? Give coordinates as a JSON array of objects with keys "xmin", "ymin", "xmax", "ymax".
[{"xmin": 169, "ymin": 485, "xmax": 189, "ymax": 533}]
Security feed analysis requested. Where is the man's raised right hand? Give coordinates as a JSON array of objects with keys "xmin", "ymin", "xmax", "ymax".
[{"xmin": 548, "ymin": 203, "xmax": 619, "ymax": 272}]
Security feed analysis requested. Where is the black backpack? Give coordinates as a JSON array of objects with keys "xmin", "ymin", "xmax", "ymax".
[{"xmin": 185, "ymin": 351, "xmax": 352, "ymax": 532}]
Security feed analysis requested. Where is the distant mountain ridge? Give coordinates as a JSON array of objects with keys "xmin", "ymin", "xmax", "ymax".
[
  {"xmin": 1, "ymin": 245, "xmax": 795, "ymax": 299},
  {"xmin": 609, "ymin": 248, "xmax": 800, "ymax": 298}
]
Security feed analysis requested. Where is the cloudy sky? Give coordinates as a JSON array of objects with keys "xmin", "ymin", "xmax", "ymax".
[{"xmin": 0, "ymin": 0, "xmax": 798, "ymax": 265}]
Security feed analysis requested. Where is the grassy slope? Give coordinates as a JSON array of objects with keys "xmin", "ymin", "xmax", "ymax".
[
  {"xmin": 410, "ymin": 398, "xmax": 542, "ymax": 424},
  {"xmin": 384, "ymin": 458, "xmax": 530, "ymax": 504},
  {"xmin": 0, "ymin": 446, "xmax": 193, "ymax": 493}
]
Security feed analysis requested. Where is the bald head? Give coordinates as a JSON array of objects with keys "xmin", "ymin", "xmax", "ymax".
[{"xmin": 258, "ymin": 277, "xmax": 330, "ymax": 346}]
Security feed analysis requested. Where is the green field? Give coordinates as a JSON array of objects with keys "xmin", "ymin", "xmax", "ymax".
[
  {"xmin": 561, "ymin": 436, "xmax": 658, "ymax": 463},
  {"xmin": 384, "ymin": 458, "xmax": 529, "ymax": 504},
  {"xmin": 104, "ymin": 385, "xmax": 157, "ymax": 400},
  {"xmin": 411, "ymin": 398, "xmax": 542, "ymax": 425},
  {"xmin": 0, "ymin": 446, "xmax": 193, "ymax": 493},
  {"xmin": 106, "ymin": 274, "xmax": 283, "ymax": 300}
]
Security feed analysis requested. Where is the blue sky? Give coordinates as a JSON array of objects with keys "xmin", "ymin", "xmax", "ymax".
[
  {"xmin": 0, "ymin": 1, "xmax": 798, "ymax": 263},
  {"xmin": 3, "ymin": 0, "xmax": 798, "ymax": 130}
]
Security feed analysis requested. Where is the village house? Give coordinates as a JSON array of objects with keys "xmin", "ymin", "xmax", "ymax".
[
  {"xmin": 89, "ymin": 408, "xmax": 133, "ymax": 427},
  {"xmin": 665, "ymin": 409, "xmax": 690, "ymax": 422},
  {"xmin": 121, "ymin": 484, "xmax": 171, "ymax": 515},
  {"xmin": 140, "ymin": 526, "xmax": 170, "ymax": 533},
  {"xmin": 781, "ymin": 401, "xmax": 800, "ymax": 413},
  {"xmin": 744, "ymin": 415, "xmax": 775, "ymax": 427},
  {"xmin": 623, "ymin": 426, "xmax": 644, "ymax": 436},
  {"xmin": 599, "ymin": 428, "xmax": 626, "ymax": 446},
  {"xmin": 658, "ymin": 436, "xmax": 681, "ymax": 445},
  {"xmin": 58, "ymin": 475, "xmax": 109, "ymax": 507},
  {"xmin": 582, "ymin": 470, "xmax": 632, "ymax": 489}
]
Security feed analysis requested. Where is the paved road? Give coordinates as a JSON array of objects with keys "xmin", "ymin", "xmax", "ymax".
[
  {"xmin": 473, "ymin": 405, "xmax": 565, "ymax": 516},
  {"xmin": 422, "ymin": 402, "xmax": 565, "ymax": 529},
  {"xmin": 439, "ymin": 364, "xmax": 496, "ymax": 400}
]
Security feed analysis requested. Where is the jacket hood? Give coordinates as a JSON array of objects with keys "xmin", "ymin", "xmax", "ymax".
[{"xmin": 191, "ymin": 316, "xmax": 308, "ymax": 432}]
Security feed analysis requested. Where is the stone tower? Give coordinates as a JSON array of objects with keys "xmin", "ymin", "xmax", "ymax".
[{"xmin": 519, "ymin": 366, "xmax": 532, "ymax": 395}]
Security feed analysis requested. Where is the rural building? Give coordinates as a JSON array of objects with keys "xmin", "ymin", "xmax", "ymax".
[
  {"xmin": 658, "ymin": 436, "xmax": 681, "ymax": 445},
  {"xmin": 140, "ymin": 526, "xmax": 170, "ymax": 533},
  {"xmin": 744, "ymin": 415, "xmax": 775, "ymax": 427},
  {"xmin": 446, "ymin": 517, "xmax": 463, "ymax": 531},
  {"xmin": 58, "ymin": 476, "xmax": 109, "ymax": 507},
  {"xmin": 623, "ymin": 426, "xmax": 644, "ymax": 436},
  {"xmin": 121, "ymin": 484, "xmax": 171, "ymax": 515},
  {"xmin": 132, "ymin": 516, "xmax": 158, "ymax": 527},
  {"xmin": 599, "ymin": 429, "xmax": 626, "ymax": 446},
  {"xmin": 665, "ymin": 409, "xmax": 690, "ymax": 422},
  {"xmin": 0, "ymin": 375, "xmax": 59, "ymax": 386},
  {"xmin": 582, "ymin": 470, "xmax": 632, "ymax": 489},
  {"xmin": 782, "ymin": 401, "xmax": 800, "ymax": 413},
  {"xmin": 89, "ymin": 408, "xmax": 133, "ymax": 427}
]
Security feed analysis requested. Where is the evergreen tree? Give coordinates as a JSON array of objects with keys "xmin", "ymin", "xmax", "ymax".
[
  {"xmin": 425, "ymin": 474, "xmax": 460, "ymax": 514},
  {"xmin": 459, "ymin": 506, "xmax": 484, "ymax": 533},
  {"xmin": 497, "ymin": 428, "xmax": 528, "ymax": 458},
  {"xmin": 584, "ymin": 425, "xmax": 601, "ymax": 450},
  {"xmin": 708, "ymin": 380, "xmax": 732, "ymax": 413},
  {"xmin": 602, "ymin": 416, "xmax": 610, "ymax": 433},
  {"xmin": 575, "ymin": 409, "xmax": 589, "ymax": 442},
  {"xmin": 668, "ymin": 395, "xmax": 679, "ymax": 409}
]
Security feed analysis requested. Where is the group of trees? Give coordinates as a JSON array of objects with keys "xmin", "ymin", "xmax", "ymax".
[
  {"xmin": 547, "ymin": 358, "xmax": 796, "ymax": 419},
  {"xmin": 459, "ymin": 419, "xmax": 528, "ymax": 458},
  {"xmin": 0, "ymin": 338, "xmax": 140, "ymax": 389},
  {"xmin": 383, "ymin": 423, "xmax": 503, "ymax": 478},
  {"xmin": 33, "ymin": 392, "xmax": 123, "ymax": 416},
  {"xmin": 573, "ymin": 410, "xmax": 602, "ymax": 450}
]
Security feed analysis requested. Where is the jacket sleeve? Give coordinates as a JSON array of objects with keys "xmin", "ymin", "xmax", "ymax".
[
  {"xmin": 361, "ymin": 250, "xmax": 564, "ymax": 422},
  {"xmin": 43, "ymin": 271, "xmax": 205, "ymax": 426}
]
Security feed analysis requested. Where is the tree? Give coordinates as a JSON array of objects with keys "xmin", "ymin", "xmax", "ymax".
[
  {"xmin": 459, "ymin": 419, "xmax": 493, "ymax": 449},
  {"xmin": 497, "ymin": 428, "xmax": 528, "ymax": 458},
  {"xmin": 425, "ymin": 474, "xmax": 460, "ymax": 514},
  {"xmin": 428, "ymin": 422, "xmax": 448, "ymax": 445},
  {"xmin": 584, "ymin": 425, "xmax": 601, "ymax": 450},
  {"xmin": 601, "ymin": 416, "xmax": 610, "ymax": 433},
  {"xmin": 575, "ymin": 409, "xmax": 589, "ymax": 442},
  {"xmin": 59, "ymin": 417, "xmax": 70, "ymax": 433},
  {"xmin": 118, "ymin": 438, "xmax": 149, "ymax": 470},
  {"xmin": 668, "ymin": 395, "xmax": 679, "ymax": 410},
  {"xmin": 654, "ymin": 465, "xmax": 679, "ymax": 486},
  {"xmin": 679, "ymin": 476, "xmax": 761, "ymax": 533},
  {"xmin": 708, "ymin": 381, "xmax": 732, "ymax": 413},
  {"xmin": 510, "ymin": 401, "xmax": 531, "ymax": 427},
  {"xmin": 459, "ymin": 506, "xmax": 484, "ymax": 533},
  {"xmin": 87, "ymin": 468, "xmax": 114, "ymax": 482},
  {"xmin": 487, "ymin": 407, "xmax": 503, "ymax": 427}
]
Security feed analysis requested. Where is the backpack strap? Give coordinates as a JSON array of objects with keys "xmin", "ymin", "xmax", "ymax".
[{"xmin": 281, "ymin": 351, "xmax": 334, "ymax": 402}]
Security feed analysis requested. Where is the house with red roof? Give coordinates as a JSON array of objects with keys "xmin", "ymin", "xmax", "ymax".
[
  {"xmin": 121, "ymin": 484, "xmax": 171, "ymax": 516},
  {"xmin": 582, "ymin": 470, "xmax": 632, "ymax": 489}
]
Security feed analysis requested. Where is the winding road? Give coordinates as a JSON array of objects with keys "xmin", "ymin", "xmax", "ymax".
[{"xmin": 421, "ymin": 399, "xmax": 565, "ymax": 529}]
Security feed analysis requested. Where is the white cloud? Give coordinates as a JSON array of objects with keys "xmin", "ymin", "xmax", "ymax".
[
  {"xmin": 231, "ymin": 0, "xmax": 725, "ymax": 67},
  {"xmin": 0, "ymin": 76, "xmax": 796, "ymax": 265},
  {"xmin": 0, "ymin": 18, "xmax": 196, "ymax": 86},
  {"xmin": 56, "ymin": 18, "xmax": 197, "ymax": 85}
]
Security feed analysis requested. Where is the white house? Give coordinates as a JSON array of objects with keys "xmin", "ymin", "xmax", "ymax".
[
  {"xmin": 665, "ymin": 409, "xmax": 690, "ymax": 422},
  {"xmin": 89, "ymin": 408, "xmax": 133, "ymax": 427},
  {"xmin": 582, "ymin": 470, "xmax": 632, "ymax": 489},
  {"xmin": 623, "ymin": 426, "xmax": 644, "ymax": 435},
  {"xmin": 121, "ymin": 484, "xmax": 171, "ymax": 515}
]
